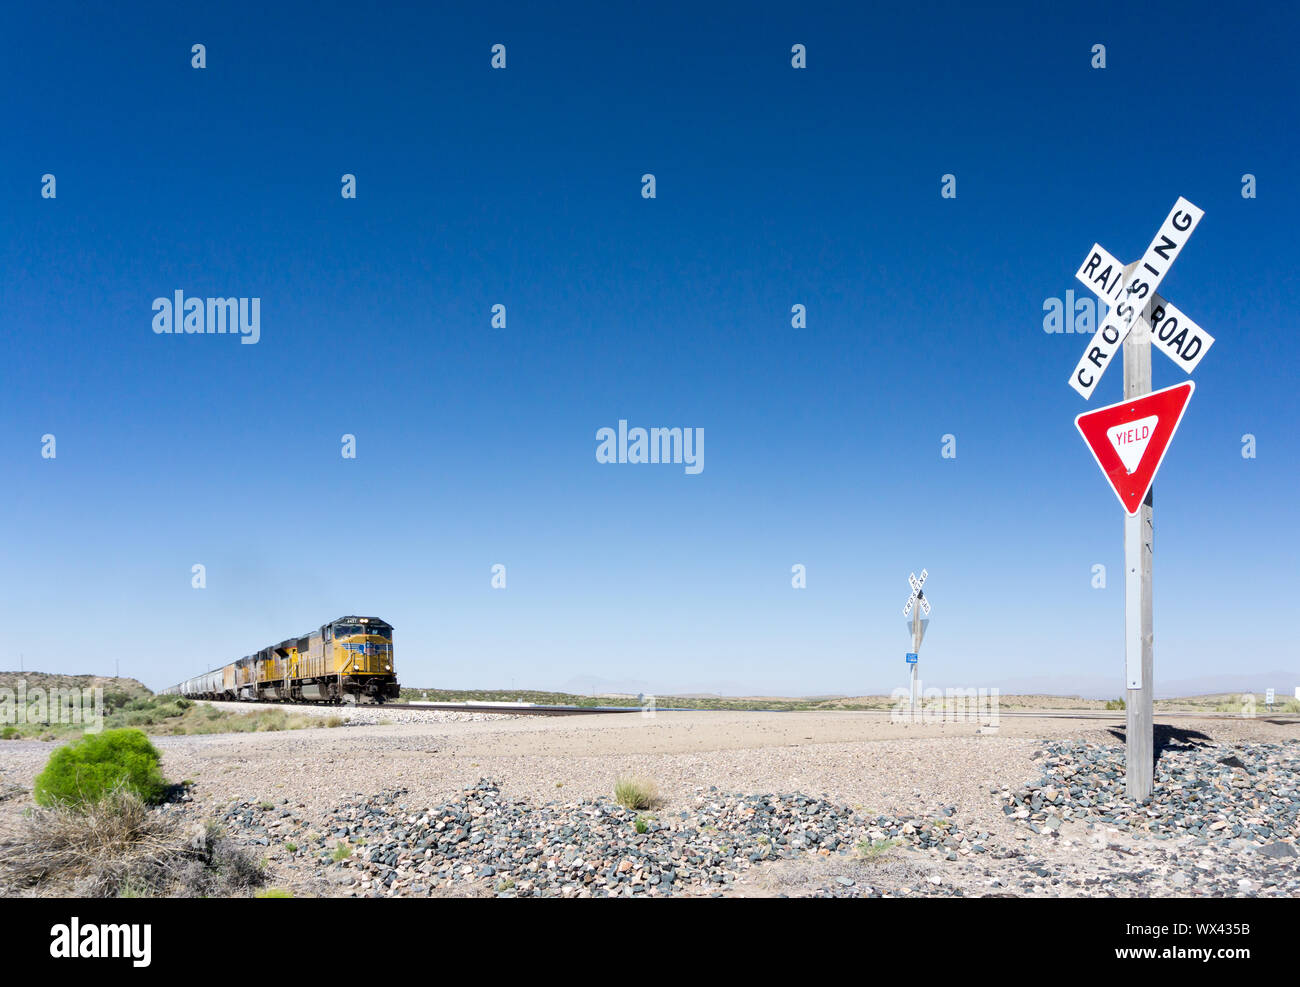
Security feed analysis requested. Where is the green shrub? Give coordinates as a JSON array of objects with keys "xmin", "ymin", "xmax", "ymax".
[
  {"xmin": 33, "ymin": 729, "xmax": 167, "ymax": 808},
  {"xmin": 101, "ymin": 691, "xmax": 135, "ymax": 712}
]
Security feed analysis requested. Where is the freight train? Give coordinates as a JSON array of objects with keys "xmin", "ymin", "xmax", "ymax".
[{"xmin": 162, "ymin": 616, "xmax": 399, "ymax": 704}]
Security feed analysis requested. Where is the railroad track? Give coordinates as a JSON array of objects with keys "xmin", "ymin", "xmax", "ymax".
[
  {"xmin": 199, "ymin": 698, "xmax": 1300, "ymax": 722},
  {"xmin": 401, "ymin": 704, "xmax": 1300, "ymax": 722},
  {"xmin": 405, "ymin": 701, "xmax": 640, "ymax": 716}
]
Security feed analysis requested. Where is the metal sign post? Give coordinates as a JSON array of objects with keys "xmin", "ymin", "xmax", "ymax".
[
  {"xmin": 1066, "ymin": 197, "xmax": 1209, "ymax": 801},
  {"xmin": 902, "ymin": 570, "xmax": 930, "ymax": 719},
  {"xmin": 1122, "ymin": 319, "xmax": 1155, "ymax": 800}
]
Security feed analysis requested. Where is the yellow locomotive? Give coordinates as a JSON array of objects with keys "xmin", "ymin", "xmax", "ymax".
[{"xmin": 163, "ymin": 616, "xmax": 399, "ymax": 704}]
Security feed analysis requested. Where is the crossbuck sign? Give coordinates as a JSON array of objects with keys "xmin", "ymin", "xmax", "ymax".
[
  {"xmin": 902, "ymin": 569, "xmax": 929, "ymax": 619},
  {"xmin": 1074, "ymin": 245, "xmax": 1215, "ymax": 376},
  {"xmin": 1068, "ymin": 197, "xmax": 1205, "ymax": 399}
]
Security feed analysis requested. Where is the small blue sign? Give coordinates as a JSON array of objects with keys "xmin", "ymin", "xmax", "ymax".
[{"xmin": 905, "ymin": 652, "xmax": 918, "ymax": 664}]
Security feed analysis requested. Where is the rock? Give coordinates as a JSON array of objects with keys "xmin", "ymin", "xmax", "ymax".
[{"xmin": 1258, "ymin": 842, "xmax": 1298, "ymax": 859}]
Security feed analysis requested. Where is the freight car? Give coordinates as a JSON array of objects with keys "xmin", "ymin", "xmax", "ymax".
[{"xmin": 162, "ymin": 616, "xmax": 399, "ymax": 704}]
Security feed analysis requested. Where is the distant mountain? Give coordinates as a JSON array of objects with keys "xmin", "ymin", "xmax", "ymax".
[
  {"xmin": 987, "ymin": 672, "xmax": 1299, "ymax": 701},
  {"xmin": 558, "ymin": 674, "xmax": 655, "ymax": 697}
]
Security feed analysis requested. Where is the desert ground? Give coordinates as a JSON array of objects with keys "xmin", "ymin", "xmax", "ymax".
[{"xmin": 2, "ymin": 704, "xmax": 1298, "ymax": 897}]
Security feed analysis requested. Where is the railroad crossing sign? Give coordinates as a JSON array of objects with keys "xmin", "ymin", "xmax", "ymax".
[
  {"xmin": 1067, "ymin": 197, "xmax": 1205, "ymax": 400},
  {"xmin": 1074, "ymin": 244, "xmax": 1215, "ymax": 374},
  {"xmin": 1075, "ymin": 381, "xmax": 1195, "ymax": 515},
  {"xmin": 902, "ymin": 570, "xmax": 930, "ymax": 717},
  {"xmin": 902, "ymin": 569, "xmax": 929, "ymax": 618},
  {"xmin": 1064, "ymin": 196, "xmax": 1211, "ymax": 803}
]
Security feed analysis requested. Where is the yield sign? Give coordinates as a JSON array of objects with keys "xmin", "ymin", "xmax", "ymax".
[{"xmin": 1075, "ymin": 382, "xmax": 1195, "ymax": 515}]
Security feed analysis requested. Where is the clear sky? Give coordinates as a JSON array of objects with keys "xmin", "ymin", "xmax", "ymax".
[{"xmin": 3, "ymin": 2, "xmax": 1297, "ymax": 697}]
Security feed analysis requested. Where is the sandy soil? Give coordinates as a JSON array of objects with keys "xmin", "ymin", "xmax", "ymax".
[
  {"xmin": 3, "ymin": 707, "xmax": 1295, "ymax": 817},
  {"xmin": 2, "ymin": 707, "xmax": 1296, "ymax": 897}
]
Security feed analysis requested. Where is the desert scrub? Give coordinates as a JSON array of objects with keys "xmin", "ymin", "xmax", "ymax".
[
  {"xmin": 33, "ymin": 728, "xmax": 167, "ymax": 808},
  {"xmin": 857, "ymin": 837, "xmax": 900, "ymax": 859},
  {"xmin": 614, "ymin": 776, "xmax": 658, "ymax": 810},
  {"xmin": 0, "ymin": 788, "xmax": 263, "ymax": 897}
]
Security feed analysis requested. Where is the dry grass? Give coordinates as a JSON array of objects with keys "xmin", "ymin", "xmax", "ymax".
[
  {"xmin": 613, "ymin": 776, "xmax": 659, "ymax": 810},
  {"xmin": 0, "ymin": 787, "xmax": 264, "ymax": 897}
]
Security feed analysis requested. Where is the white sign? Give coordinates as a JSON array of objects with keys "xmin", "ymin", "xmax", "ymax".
[
  {"xmin": 903, "ymin": 569, "xmax": 930, "ymax": 618},
  {"xmin": 1068, "ymin": 197, "xmax": 1205, "ymax": 399},
  {"xmin": 1266, "ymin": 688, "xmax": 1275, "ymax": 705},
  {"xmin": 1107, "ymin": 414, "xmax": 1158, "ymax": 473},
  {"xmin": 1076, "ymin": 242, "xmax": 1214, "ymax": 373}
]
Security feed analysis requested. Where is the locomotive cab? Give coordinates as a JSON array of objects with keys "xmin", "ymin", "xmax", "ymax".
[{"xmin": 330, "ymin": 616, "xmax": 400, "ymax": 703}]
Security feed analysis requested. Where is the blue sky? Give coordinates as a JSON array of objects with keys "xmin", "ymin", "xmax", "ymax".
[{"xmin": 2, "ymin": 2, "xmax": 1296, "ymax": 697}]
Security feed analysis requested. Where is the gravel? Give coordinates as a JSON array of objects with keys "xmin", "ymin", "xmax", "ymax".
[
  {"xmin": 212, "ymin": 779, "xmax": 986, "ymax": 898},
  {"xmin": 2, "ymin": 711, "xmax": 1297, "ymax": 898},
  {"xmin": 202, "ymin": 735, "xmax": 1300, "ymax": 899},
  {"xmin": 1004, "ymin": 738, "xmax": 1300, "ymax": 843}
]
